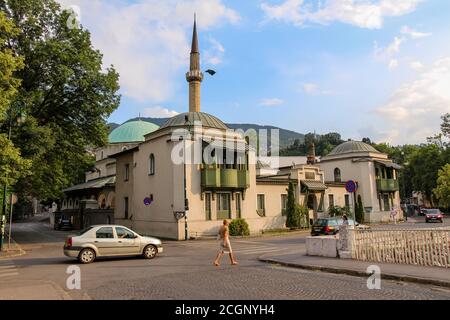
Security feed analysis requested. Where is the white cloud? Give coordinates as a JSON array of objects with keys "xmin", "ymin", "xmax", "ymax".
[
  {"xmin": 204, "ymin": 37, "xmax": 225, "ymax": 66},
  {"xmin": 410, "ymin": 60, "xmax": 424, "ymax": 71},
  {"xmin": 302, "ymin": 83, "xmax": 333, "ymax": 95},
  {"xmin": 142, "ymin": 106, "xmax": 180, "ymax": 118},
  {"xmin": 374, "ymin": 36, "xmax": 405, "ymax": 60},
  {"xmin": 389, "ymin": 59, "xmax": 399, "ymax": 70},
  {"xmin": 259, "ymin": 98, "xmax": 284, "ymax": 106},
  {"xmin": 401, "ymin": 25, "xmax": 432, "ymax": 39},
  {"xmin": 261, "ymin": 0, "xmax": 424, "ymax": 29},
  {"xmin": 57, "ymin": 0, "xmax": 239, "ymax": 102},
  {"xmin": 373, "ymin": 57, "xmax": 450, "ymax": 144}
]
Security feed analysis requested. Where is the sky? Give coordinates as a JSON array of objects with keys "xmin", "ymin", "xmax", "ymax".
[{"xmin": 57, "ymin": 0, "xmax": 450, "ymax": 145}]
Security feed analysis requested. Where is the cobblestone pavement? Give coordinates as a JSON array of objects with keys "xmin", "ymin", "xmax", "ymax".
[
  {"xmin": 87, "ymin": 264, "xmax": 450, "ymax": 300},
  {"xmin": 4, "ymin": 219, "xmax": 450, "ymax": 300}
]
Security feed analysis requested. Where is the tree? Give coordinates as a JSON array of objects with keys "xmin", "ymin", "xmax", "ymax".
[
  {"xmin": 280, "ymin": 132, "xmax": 344, "ymax": 156},
  {"xmin": 434, "ymin": 164, "xmax": 450, "ymax": 208},
  {"xmin": 0, "ymin": 12, "xmax": 31, "ymax": 192},
  {"xmin": 285, "ymin": 182, "xmax": 297, "ymax": 229},
  {"xmin": 442, "ymin": 113, "xmax": 450, "ymax": 139},
  {"xmin": 356, "ymin": 195, "xmax": 365, "ymax": 223},
  {"xmin": 0, "ymin": 12, "xmax": 23, "ymax": 121},
  {"xmin": 0, "ymin": 0, "xmax": 120, "ymax": 202}
]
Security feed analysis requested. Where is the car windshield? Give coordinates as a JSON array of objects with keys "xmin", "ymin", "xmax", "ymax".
[
  {"xmin": 78, "ymin": 226, "xmax": 93, "ymax": 236},
  {"xmin": 313, "ymin": 219, "xmax": 329, "ymax": 227},
  {"xmin": 427, "ymin": 209, "xmax": 440, "ymax": 214}
]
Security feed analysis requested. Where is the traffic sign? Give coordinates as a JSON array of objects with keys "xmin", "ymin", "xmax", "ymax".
[
  {"xmin": 11, "ymin": 193, "xmax": 18, "ymax": 205},
  {"xmin": 345, "ymin": 180, "xmax": 358, "ymax": 193}
]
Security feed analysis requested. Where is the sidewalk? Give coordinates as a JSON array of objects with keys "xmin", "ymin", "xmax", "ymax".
[
  {"xmin": 259, "ymin": 249, "xmax": 450, "ymax": 288},
  {"xmin": 0, "ymin": 238, "xmax": 26, "ymax": 259}
]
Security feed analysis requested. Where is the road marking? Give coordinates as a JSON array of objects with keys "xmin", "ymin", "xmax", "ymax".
[
  {"xmin": 0, "ymin": 265, "xmax": 16, "ymax": 270},
  {"xmin": 0, "ymin": 259, "xmax": 19, "ymax": 279},
  {"xmin": 0, "ymin": 272, "xmax": 19, "ymax": 278}
]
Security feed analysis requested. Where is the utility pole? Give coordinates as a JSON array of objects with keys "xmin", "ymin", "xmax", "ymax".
[{"xmin": 0, "ymin": 119, "xmax": 13, "ymax": 251}]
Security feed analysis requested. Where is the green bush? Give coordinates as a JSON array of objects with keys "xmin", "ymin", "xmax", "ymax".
[
  {"xmin": 229, "ymin": 218, "xmax": 250, "ymax": 236},
  {"xmin": 296, "ymin": 204, "xmax": 310, "ymax": 229},
  {"xmin": 328, "ymin": 205, "xmax": 351, "ymax": 217},
  {"xmin": 356, "ymin": 195, "xmax": 365, "ymax": 223},
  {"xmin": 285, "ymin": 182, "xmax": 297, "ymax": 229}
]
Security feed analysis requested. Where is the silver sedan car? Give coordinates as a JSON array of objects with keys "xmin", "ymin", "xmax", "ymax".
[{"xmin": 64, "ymin": 225, "xmax": 163, "ymax": 264}]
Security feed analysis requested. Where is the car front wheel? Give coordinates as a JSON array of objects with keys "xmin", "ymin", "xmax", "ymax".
[
  {"xmin": 143, "ymin": 245, "xmax": 157, "ymax": 259},
  {"xmin": 78, "ymin": 248, "xmax": 96, "ymax": 264}
]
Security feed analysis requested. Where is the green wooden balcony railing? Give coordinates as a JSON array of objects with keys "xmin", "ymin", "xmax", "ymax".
[
  {"xmin": 376, "ymin": 179, "xmax": 399, "ymax": 192},
  {"xmin": 201, "ymin": 167, "xmax": 249, "ymax": 189}
]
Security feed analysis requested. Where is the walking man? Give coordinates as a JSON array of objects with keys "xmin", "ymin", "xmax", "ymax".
[{"xmin": 214, "ymin": 220, "xmax": 238, "ymax": 266}]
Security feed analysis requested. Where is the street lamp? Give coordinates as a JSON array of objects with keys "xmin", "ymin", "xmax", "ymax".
[{"xmin": 0, "ymin": 106, "xmax": 25, "ymax": 251}]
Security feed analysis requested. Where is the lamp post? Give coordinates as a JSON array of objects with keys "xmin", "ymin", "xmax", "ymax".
[{"xmin": 0, "ymin": 107, "xmax": 24, "ymax": 251}]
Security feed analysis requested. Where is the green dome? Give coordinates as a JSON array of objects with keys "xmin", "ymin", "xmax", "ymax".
[
  {"xmin": 161, "ymin": 112, "xmax": 228, "ymax": 130},
  {"xmin": 109, "ymin": 120, "xmax": 160, "ymax": 143},
  {"xmin": 327, "ymin": 141, "xmax": 381, "ymax": 156}
]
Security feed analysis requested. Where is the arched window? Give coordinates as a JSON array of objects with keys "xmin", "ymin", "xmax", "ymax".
[
  {"xmin": 149, "ymin": 154, "xmax": 155, "ymax": 175},
  {"xmin": 334, "ymin": 168, "xmax": 341, "ymax": 182}
]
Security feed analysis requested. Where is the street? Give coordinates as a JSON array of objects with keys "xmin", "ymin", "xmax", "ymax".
[{"xmin": 1, "ymin": 217, "xmax": 450, "ymax": 300}]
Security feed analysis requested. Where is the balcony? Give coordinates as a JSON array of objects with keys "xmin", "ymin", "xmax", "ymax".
[
  {"xmin": 376, "ymin": 179, "xmax": 399, "ymax": 192},
  {"xmin": 201, "ymin": 167, "xmax": 249, "ymax": 189}
]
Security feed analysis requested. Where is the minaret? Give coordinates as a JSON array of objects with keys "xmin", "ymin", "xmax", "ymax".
[
  {"xmin": 186, "ymin": 15, "xmax": 203, "ymax": 113},
  {"xmin": 307, "ymin": 141, "xmax": 316, "ymax": 165}
]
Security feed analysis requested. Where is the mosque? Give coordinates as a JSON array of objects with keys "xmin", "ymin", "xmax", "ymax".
[{"xmin": 60, "ymin": 19, "xmax": 402, "ymax": 238}]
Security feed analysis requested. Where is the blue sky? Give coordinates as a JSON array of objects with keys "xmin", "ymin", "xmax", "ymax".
[{"xmin": 59, "ymin": 0, "xmax": 450, "ymax": 145}]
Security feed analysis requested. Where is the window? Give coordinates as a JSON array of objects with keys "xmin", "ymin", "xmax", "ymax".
[
  {"xmin": 344, "ymin": 194, "xmax": 350, "ymax": 208},
  {"xmin": 149, "ymin": 154, "xmax": 155, "ymax": 175},
  {"xmin": 305, "ymin": 172, "xmax": 315, "ymax": 180},
  {"xmin": 124, "ymin": 197, "xmax": 129, "ymax": 219},
  {"xmin": 334, "ymin": 168, "xmax": 341, "ymax": 182},
  {"xmin": 96, "ymin": 227, "xmax": 114, "ymax": 239},
  {"xmin": 236, "ymin": 193, "xmax": 242, "ymax": 218},
  {"xmin": 383, "ymin": 194, "xmax": 390, "ymax": 211},
  {"xmin": 281, "ymin": 194, "xmax": 288, "ymax": 216},
  {"xmin": 257, "ymin": 194, "xmax": 266, "ymax": 216},
  {"xmin": 116, "ymin": 227, "xmax": 135, "ymax": 239},
  {"xmin": 124, "ymin": 164, "xmax": 130, "ymax": 181},
  {"xmin": 216, "ymin": 193, "xmax": 231, "ymax": 219},
  {"xmin": 328, "ymin": 194, "xmax": 335, "ymax": 208},
  {"xmin": 205, "ymin": 193, "xmax": 212, "ymax": 220}
]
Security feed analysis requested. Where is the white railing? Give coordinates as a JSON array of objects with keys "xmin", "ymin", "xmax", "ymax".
[{"xmin": 351, "ymin": 228, "xmax": 450, "ymax": 268}]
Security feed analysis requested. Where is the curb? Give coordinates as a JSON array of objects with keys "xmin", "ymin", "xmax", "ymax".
[
  {"xmin": 259, "ymin": 257, "xmax": 450, "ymax": 289},
  {"xmin": 0, "ymin": 239, "xmax": 26, "ymax": 260}
]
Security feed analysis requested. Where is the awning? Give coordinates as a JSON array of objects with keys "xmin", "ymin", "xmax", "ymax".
[
  {"xmin": 63, "ymin": 175, "xmax": 116, "ymax": 193},
  {"xmin": 374, "ymin": 160, "xmax": 403, "ymax": 170},
  {"xmin": 301, "ymin": 180, "xmax": 328, "ymax": 191},
  {"xmin": 202, "ymin": 139, "xmax": 249, "ymax": 152}
]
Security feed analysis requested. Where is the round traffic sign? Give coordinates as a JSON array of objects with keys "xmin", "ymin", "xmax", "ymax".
[
  {"xmin": 143, "ymin": 197, "xmax": 153, "ymax": 206},
  {"xmin": 345, "ymin": 180, "xmax": 357, "ymax": 193}
]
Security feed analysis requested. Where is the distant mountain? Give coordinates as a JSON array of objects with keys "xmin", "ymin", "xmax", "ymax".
[{"xmin": 108, "ymin": 117, "xmax": 305, "ymax": 148}]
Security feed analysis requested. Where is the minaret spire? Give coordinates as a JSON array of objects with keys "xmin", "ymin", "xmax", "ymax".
[{"xmin": 186, "ymin": 14, "xmax": 203, "ymax": 113}]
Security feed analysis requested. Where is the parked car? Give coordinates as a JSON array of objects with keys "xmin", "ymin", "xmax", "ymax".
[
  {"xmin": 310, "ymin": 217, "xmax": 363, "ymax": 236},
  {"xmin": 63, "ymin": 225, "xmax": 164, "ymax": 264},
  {"xmin": 423, "ymin": 209, "xmax": 444, "ymax": 223},
  {"xmin": 54, "ymin": 215, "xmax": 73, "ymax": 231}
]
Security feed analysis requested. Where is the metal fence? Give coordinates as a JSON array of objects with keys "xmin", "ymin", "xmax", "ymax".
[{"xmin": 351, "ymin": 228, "xmax": 450, "ymax": 268}]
